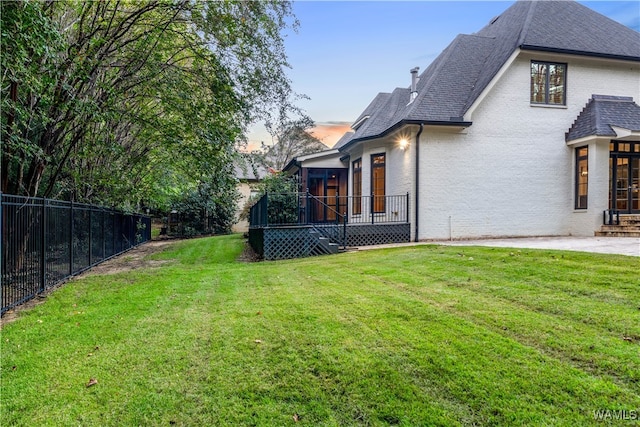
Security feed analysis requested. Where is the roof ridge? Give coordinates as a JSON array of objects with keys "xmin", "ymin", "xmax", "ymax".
[
  {"xmin": 592, "ymin": 94, "xmax": 635, "ymax": 102},
  {"xmin": 516, "ymin": 0, "xmax": 536, "ymax": 47},
  {"xmin": 592, "ymin": 96, "xmax": 602, "ymax": 133}
]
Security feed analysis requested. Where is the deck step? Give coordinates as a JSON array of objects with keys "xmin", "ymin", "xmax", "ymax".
[
  {"xmin": 308, "ymin": 232, "xmax": 340, "ymax": 256},
  {"xmin": 317, "ymin": 236, "xmax": 339, "ymax": 254}
]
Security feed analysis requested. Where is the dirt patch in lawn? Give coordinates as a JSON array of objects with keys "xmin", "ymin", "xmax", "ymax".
[
  {"xmin": 1, "ymin": 239, "xmax": 178, "ymax": 328},
  {"xmin": 238, "ymin": 241, "xmax": 262, "ymax": 262},
  {"xmin": 83, "ymin": 239, "xmax": 176, "ymax": 276}
]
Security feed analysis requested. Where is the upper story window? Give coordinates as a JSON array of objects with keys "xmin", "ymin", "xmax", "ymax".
[{"xmin": 530, "ymin": 61, "xmax": 566, "ymax": 105}]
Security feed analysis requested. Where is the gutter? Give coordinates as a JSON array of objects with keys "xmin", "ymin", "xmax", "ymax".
[
  {"xmin": 520, "ymin": 45, "xmax": 640, "ymax": 63},
  {"xmin": 338, "ymin": 119, "xmax": 471, "ymax": 153},
  {"xmin": 414, "ymin": 123, "xmax": 424, "ymax": 242}
]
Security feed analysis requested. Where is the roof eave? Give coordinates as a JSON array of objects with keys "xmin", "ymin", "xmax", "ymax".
[
  {"xmin": 611, "ymin": 125, "xmax": 640, "ymax": 141},
  {"xmin": 565, "ymin": 127, "xmax": 640, "ymax": 145},
  {"xmin": 282, "ymin": 159, "xmax": 300, "ymax": 173},
  {"xmin": 566, "ymin": 135, "xmax": 612, "ymax": 146},
  {"xmin": 520, "ymin": 45, "xmax": 640, "ymax": 63},
  {"xmin": 338, "ymin": 119, "xmax": 472, "ymax": 152}
]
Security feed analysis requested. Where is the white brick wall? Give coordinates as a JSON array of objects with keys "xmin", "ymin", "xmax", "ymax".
[
  {"xmin": 342, "ymin": 51, "xmax": 640, "ymax": 240},
  {"xmin": 417, "ymin": 52, "xmax": 639, "ymax": 240}
]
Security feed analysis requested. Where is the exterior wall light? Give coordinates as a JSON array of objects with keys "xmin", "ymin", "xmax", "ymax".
[{"xmin": 399, "ymin": 138, "xmax": 409, "ymax": 150}]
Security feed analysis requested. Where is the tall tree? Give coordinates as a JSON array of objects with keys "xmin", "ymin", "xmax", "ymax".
[
  {"xmin": 260, "ymin": 117, "xmax": 328, "ymax": 171},
  {"xmin": 1, "ymin": 0, "xmax": 300, "ymax": 210}
]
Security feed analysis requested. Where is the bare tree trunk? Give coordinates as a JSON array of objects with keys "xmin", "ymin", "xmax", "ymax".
[{"xmin": 1, "ymin": 81, "xmax": 19, "ymax": 194}]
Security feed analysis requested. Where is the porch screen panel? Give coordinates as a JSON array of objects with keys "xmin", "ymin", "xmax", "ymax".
[
  {"xmin": 372, "ymin": 154, "xmax": 385, "ymax": 213},
  {"xmin": 353, "ymin": 159, "xmax": 362, "ymax": 214}
]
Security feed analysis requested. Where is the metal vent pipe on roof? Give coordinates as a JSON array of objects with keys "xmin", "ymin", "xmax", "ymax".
[{"xmin": 410, "ymin": 67, "xmax": 420, "ymax": 102}]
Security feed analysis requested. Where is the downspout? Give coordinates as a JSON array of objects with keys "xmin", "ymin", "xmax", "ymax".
[{"xmin": 414, "ymin": 123, "xmax": 424, "ymax": 242}]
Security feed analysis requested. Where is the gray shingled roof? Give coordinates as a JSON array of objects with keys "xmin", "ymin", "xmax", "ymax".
[
  {"xmin": 517, "ymin": 1, "xmax": 640, "ymax": 60},
  {"xmin": 332, "ymin": 131, "xmax": 355, "ymax": 149},
  {"xmin": 351, "ymin": 92, "xmax": 391, "ymax": 129},
  {"xmin": 355, "ymin": 88, "xmax": 411, "ymax": 137},
  {"xmin": 340, "ymin": 0, "xmax": 640, "ymax": 149},
  {"xmin": 566, "ymin": 95, "xmax": 640, "ymax": 142}
]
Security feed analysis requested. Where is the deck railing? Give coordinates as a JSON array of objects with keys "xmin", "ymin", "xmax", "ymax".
[
  {"xmin": 249, "ymin": 192, "xmax": 409, "ymax": 228},
  {"xmin": 603, "ymin": 209, "xmax": 620, "ymax": 225}
]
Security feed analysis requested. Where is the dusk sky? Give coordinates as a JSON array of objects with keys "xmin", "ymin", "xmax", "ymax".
[{"xmin": 247, "ymin": 1, "xmax": 640, "ymax": 150}]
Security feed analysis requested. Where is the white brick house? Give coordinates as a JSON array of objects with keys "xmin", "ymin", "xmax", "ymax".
[{"xmin": 286, "ymin": 0, "xmax": 640, "ymax": 241}]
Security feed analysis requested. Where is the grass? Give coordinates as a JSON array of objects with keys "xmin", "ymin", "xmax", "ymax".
[{"xmin": 1, "ymin": 234, "xmax": 639, "ymax": 426}]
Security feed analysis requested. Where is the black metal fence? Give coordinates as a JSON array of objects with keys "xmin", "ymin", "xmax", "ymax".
[{"xmin": 1, "ymin": 194, "xmax": 151, "ymax": 315}]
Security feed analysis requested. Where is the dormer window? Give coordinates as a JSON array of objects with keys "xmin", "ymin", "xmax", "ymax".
[{"xmin": 530, "ymin": 61, "xmax": 566, "ymax": 105}]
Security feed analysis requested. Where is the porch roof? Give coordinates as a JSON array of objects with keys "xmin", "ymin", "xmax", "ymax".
[
  {"xmin": 566, "ymin": 95, "xmax": 640, "ymax": 142},
  {"xmin": 283, "ymin": 149, "xmax": 343, "ymax": 173}
]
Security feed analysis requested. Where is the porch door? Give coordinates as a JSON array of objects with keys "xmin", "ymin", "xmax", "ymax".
[
  {"xmin": 307, "ymin": 169, "xmax": 347, "ymax": 223},
  {"xmin": 610, "ymin": 142, "xmax": 640, "ymax": 213},
  {"xmin": 308, "ymin": 176, "xmax": 325, "ymax": 222},
  {"xmin": 326, "ymin": 177, "xmax": 338, "ymax": 222}
]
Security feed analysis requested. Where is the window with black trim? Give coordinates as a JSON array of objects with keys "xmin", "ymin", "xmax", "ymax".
[
  {"xmin": 575, "ymin": 146, "xmax": 588, "ymax": 209},
  {"xmin": 371, "ymin": 153, "xmax": 385, "ymax": 213},
  {"xmin": 531, "ymin": 61, "xmax": 566, "ymax": 105},
  {"xmin": 352, "ymin": 159, "xmax": 362, "ymax": 214}
]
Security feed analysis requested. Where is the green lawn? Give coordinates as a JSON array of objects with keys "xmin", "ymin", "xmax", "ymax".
[{"xmin": 1, "ymin": 235, "xmax": 639, "ymax": 426}]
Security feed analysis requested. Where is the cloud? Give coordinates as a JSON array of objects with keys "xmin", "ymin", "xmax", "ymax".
[
  {"xmin": 243, "ymin": 121, "xmax": 353, "ymax": 153},
  {"xmin": 308, "ymin": 122, "xmax": 352, "ymax": 147}
]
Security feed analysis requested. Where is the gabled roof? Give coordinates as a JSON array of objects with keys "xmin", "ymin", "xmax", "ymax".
[
  {"xmin": 566, "ymin": 95, "xmax": 640, "ymax": 142},
  {"xmin": 340, "ymin": 0, "xmax": 640, "ymax": 150}
]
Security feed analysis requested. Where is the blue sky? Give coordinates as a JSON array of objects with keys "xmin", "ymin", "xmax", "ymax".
[{"xmin": 247, "ymin": 1, "xmax": 640, "ymax": 148}]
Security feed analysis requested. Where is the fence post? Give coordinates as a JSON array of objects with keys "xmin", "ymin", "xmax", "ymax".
[
  {"xmin": 40, "ymin": 198, "xmax": 46, "ymax": 292},
  {"xmin": 89, "ymin": 206, "xmax": 93, "ymax": 267},
  {"xmin": 406, "ymin": 192, "xmax": 410, "ymax": 224},
  {"xmin": 102, "ymin": 208, "xmax": 105, "ymax": 261},
  {"xmin": 264, "ymin": 192, "xmax": 268, "ymax": 227},
  {"xmin": 335, "ymin": 190, "xmax": 340, "ymax": 224},
  {"xmin": 305, "ymin": 190, "xmax": 310, "ymax": 225},
  {"xmin": 112, "ymin": 210, "xmax": 116, "ymax": 255},
  {"xmin": 0, "ymin": 192, "xmax": 3, "ymax": 309},
  {"xmin": 345, "ymin": 193, "xmax": 349, "ymax": 225},
  {"xmin": 371, "ymin": 193, "xmax": 375, "ymax": 224},
  {"xmin": 69, "ymin": 200, "xmax": 74, "ymax": 275}
]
